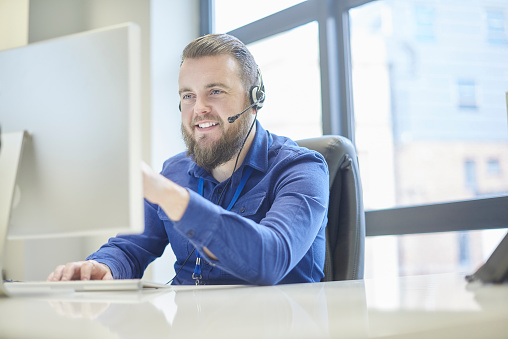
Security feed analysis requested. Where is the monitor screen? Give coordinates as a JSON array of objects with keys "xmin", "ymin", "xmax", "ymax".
[{"xmin": 0, "ymin": 23, "xmax": 144, "ymax": 239}]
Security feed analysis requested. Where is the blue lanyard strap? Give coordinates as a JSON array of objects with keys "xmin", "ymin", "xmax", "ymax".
[
  {"xmin": 226, "ymin": 166, "xmax": 254, "ymax": 211},
  {"xmin": 198, "ymin": 165, "xmax": 254, "ymax": 212},
  {"xmin": 193, "ymin": 166, "xmax": 254, "ymax": 285}
]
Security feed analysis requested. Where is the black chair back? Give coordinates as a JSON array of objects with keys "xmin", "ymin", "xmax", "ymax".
[{"xmin": 297, "ymin": 136, "xmax": 365, "ymax": 281}]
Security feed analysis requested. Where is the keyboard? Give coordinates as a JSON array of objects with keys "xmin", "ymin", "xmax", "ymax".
[{"xmin": 4, "ymin": 279, "xmax": 169, "ymax": 295}]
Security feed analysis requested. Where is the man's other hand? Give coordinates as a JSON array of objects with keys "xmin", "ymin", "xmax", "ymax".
[{"xmin": 47, "ymin": 260, "xmax": 113, "ymax": 281}]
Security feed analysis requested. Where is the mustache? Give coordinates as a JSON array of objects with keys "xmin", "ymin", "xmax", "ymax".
[{"xmin": 192, "ymin": 114, "xmax": 223, "ymax": 125}]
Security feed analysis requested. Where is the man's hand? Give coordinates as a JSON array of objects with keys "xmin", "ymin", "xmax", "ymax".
[
  {"xmin": 142, "ymin": 162, "xmax": 218, "ymax": 261},
  {"xmin": 141, "ymin": 161, "xmax": 190, "ymax": 221},
  {"xmin": 47, "ymin": 260, "xmax": 113, "ymax": 281}
]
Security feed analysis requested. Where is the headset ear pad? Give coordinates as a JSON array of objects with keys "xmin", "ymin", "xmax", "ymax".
[{"xmin": 250, "ymin": 85, "xmax": 265, "ymax": 110}]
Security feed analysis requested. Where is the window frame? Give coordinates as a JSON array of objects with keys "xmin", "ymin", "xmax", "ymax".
[{"xmin": 201, "ymin": 0, "xmax": 508, "ymax": 237}]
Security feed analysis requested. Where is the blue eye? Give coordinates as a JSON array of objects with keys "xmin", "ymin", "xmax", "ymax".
[{"xmin": 211, "ymin": 89, "xmax": 222, "ymax": 95}]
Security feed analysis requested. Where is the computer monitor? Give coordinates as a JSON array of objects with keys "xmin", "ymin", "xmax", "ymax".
[{"xmin": 0, "ymin": 23, "xmax": 144, "ymax": 239}]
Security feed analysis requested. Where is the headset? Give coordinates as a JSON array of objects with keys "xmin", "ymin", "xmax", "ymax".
[{"xmin": 249, "ymin": 67, "xmax": 266, "ymax": 110}]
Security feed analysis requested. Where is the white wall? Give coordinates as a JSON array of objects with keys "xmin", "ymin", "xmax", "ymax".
[
  {"xmin": 1, "ymin": 0, "xmax": 199, "ymax": 282},
  {"xmin": 150, "ymin": 0, "xmax": 197, "ymax": 168}
]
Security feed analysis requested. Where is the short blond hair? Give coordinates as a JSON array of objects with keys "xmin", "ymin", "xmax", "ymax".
[{"xmin": 181, "ymin": 34, "xmax": 259, "ymax": 93}]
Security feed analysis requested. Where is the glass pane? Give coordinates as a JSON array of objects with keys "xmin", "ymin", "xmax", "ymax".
[
  {"xmin": 365, "ymin": 229, "xmax": 508, "ymax": 279},
  {"xmin": 350, "ymin": 0, "xmax": 508, "ymax": 211},
  {"xmin": 247, "ymin": 22, "xmax": 322, "ymax": 140},
  {"xmin": 486, "ymin": 9, "xmax": 508, "ymax": 45},
  {"xmin": 214, "ymin": 0, "xmax": 307, "ymax": 33},
  {"xmin": 350, "ymin": 0, "xmax": 508, "ymax": 278}
]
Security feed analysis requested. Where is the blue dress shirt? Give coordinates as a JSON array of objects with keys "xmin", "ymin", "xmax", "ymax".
[{"xmin": 88, "ymin": 121, "xmax": 329, "ymax": 285}]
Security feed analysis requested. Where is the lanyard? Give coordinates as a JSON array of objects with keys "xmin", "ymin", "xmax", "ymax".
[{"xmin": 192, "ymin": 166, "xmax": 254, "ymax": 285}]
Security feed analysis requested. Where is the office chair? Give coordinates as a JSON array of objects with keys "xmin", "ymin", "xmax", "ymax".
[{"xmin": 296, "ymin": 136, "xmax": 365, "ymax": 281}]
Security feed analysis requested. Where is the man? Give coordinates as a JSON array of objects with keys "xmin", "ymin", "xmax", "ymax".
[{"xmin": 48, "ymin": 34, "xmax": 329, "ymax": 285}]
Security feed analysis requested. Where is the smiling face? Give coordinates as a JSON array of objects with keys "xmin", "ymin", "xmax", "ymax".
[{"xmin": 179, "ymin": 54, "xmax": 253, "ymax": 171}]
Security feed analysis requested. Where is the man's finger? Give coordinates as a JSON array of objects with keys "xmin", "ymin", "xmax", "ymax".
[
  {"xmin": 61, "ymin": 262, "xmax": 81, "ymax": 281},
  {"xmin": 80, "ymin": 261, "xmax": 94, "ymax": 281},
  {"xmin": 47, "ymin": 264, "xmax": 65, "ymax": 281}
]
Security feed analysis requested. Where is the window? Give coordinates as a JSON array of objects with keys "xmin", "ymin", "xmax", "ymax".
[
  {"xmin": 464, "ymin": 160, "xmax": 477, "ymax": 193},
  {"xmin": 486, "ymin": 9, "xmax": 508, "ymax": 45},
  {"xmin": 350, "ymin": 0, "xmax": 508, "ymax": 278},
  {"xmin": 414, "ymin": 5, "xmax": 436, "ymax": 42},
  {"xmin": 457, "ymin": 80, "xmax": 478, "ymax": 110},
  {"xmin": 457, "ymin": 232, "xmax": 471, "ymax": 270},
  {"xmin": 487, "ymin": 158, "xmax": 501, "ymax": 176},
  {"xmin": 350, "ymin": 0, "xmax": 508, "ymax": 209}
]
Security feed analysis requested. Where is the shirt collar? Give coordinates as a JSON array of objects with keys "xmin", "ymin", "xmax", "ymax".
[
  {"xmin": 243, "ymin": 120, "xmax": 271, "ymax": 173},
  {"xmin": 188, "ymin": 120, "xmax": 272, "ymax": 179}
]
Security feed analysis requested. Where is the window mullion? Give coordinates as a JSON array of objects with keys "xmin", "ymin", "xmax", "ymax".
[
  {"xmin": 200, "ymin": 0, "xmax": 214, "ymax": 35},
  {"xmin": 225, "ymin": 1, "xmax": 318, "ymax": 43}
]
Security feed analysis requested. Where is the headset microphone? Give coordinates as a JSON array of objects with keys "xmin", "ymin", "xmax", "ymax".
[
  {"xmin": 227, "ymin": 100, "xmax": 259, "ymax": 123},
  {"xmin": 227, "ymin": 85, "xmax": 265, "ymax": 123}
]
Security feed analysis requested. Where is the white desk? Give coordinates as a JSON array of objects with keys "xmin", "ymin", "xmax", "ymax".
[{"xmin": 1, "ymin": 273, "xmax": 507, "ymax": 338}]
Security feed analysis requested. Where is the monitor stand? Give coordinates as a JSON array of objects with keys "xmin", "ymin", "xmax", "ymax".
[{"xmin": 0, "ymin": 131, "xmax": 27, "ymax": 297}]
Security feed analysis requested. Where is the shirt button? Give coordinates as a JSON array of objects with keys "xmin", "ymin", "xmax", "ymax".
[
  {"xmin": 187, "ymin": 230, "xmax": 195, "ymax": 238},
  {"xmin": 240, "ymin": 207, "xmax": 246, "ymax": 213}
]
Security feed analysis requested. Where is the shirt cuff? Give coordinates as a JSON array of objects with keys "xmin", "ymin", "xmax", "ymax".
[{"xmin": 86, "ymin": 254, "xmax": 125, "ymax": 279}]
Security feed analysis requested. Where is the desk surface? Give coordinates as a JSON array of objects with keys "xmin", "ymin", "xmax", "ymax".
[{"xmin": 1, "ymin": 273, "xmax": 507, "ymax": 338}]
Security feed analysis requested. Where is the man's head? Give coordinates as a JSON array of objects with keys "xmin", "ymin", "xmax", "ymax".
[{"xmin": 178, "ymin": 34, "xmax": 262, "ymax": 171}]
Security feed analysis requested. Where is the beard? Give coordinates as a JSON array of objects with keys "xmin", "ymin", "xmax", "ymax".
[{"xmin": 181, "ymin": 111, "xmax": 252, "ymax": 172}]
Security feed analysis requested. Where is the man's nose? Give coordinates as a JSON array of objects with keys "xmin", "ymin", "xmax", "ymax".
[{"xmin": 194, "ymin": 96, "xmax": 211, "ymax": 114}]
